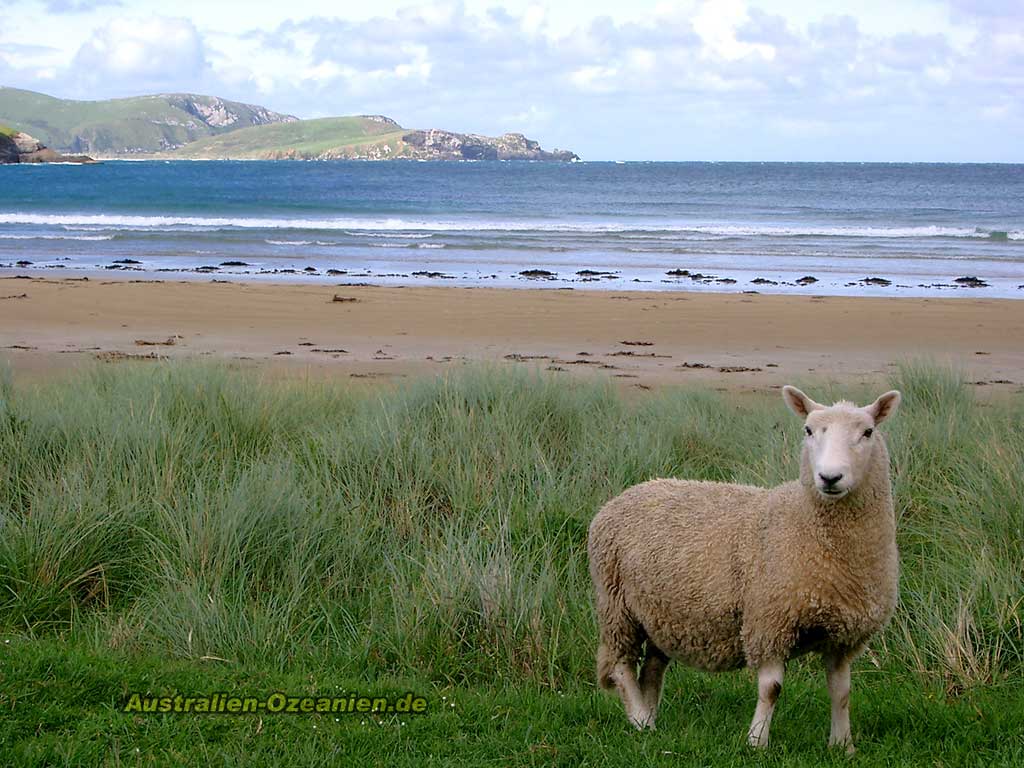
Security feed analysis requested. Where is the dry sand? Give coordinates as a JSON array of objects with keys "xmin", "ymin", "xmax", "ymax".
[{"xmin": 3, "ymin": 275, "xmax": 1023, "ymax": 394}]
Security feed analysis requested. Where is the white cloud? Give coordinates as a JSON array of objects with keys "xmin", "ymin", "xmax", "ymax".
[
  {"xmin": 1, "ymin": 1, "xmax": 1022, "ymax": 159},
  {"xmin": 626, "ymin": 48, "xmax": 656, "ymax": 73},
  {"xmin": 568, "ymin": 64, "xmax": 619, "ymax": 92},
  {"xmin": 981, "ymin": 103, "xmax": 1011, "ymax": 120},
  {"xmin": 502, "ymin": 104, "xmax": 548, "ymax": 124},
  {"xmin": 521, "ymin": 5, "xmax": 546, "ymax": 37},
  {"xmin": 72, "ymin": 16, "xmax": 206, "ymax": 86},
  {"xmin": 43, "ymin": 0, "xmax": 120, "ymax": 13},
  {"xmin": 302, "ymin": 60, "xmax": 345, "ymax": 84},
  {"xmin": 693, "ymin": 0, "xmax": 774, "ymax": 61}
]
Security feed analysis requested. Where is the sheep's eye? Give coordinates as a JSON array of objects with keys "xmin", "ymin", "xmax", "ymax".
[
  {"xmin": 863, "ymin": 428, "xmax": 873, "ymax": 438},
  {"xmin": 804, "ymin": 426, "xmax": 813, "ymax": 437}
]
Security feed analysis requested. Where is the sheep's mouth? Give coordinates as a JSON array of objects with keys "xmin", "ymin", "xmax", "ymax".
[{"xmin": 817, "ymin": 486, "xmax": 848, "ymax": 498}]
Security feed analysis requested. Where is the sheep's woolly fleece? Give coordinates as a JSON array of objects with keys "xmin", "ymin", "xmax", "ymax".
[{"xmin": 587, "ymin": 387, "xmax": 901, "ymax": 750}]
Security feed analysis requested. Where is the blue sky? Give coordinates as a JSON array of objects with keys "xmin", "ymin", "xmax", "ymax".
[{"xmin": 2, "ymin": 0, "xmax": 1022, "ymax": 161}]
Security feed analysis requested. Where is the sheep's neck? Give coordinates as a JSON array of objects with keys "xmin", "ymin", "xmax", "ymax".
[{"xmin": 801, "ymin": 441, "xmax": 896, "ymax": 553}]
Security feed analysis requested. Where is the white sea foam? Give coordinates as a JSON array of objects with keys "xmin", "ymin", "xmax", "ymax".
[
  {"xmin": 348, "ymin": 231, "xmax": 433, "ymax": 239},
  {"xmin": 266, "ymin": 239, "xmax": 313, "ymax": 245},
  {"xmin": 1, "ymin": 213, "xmax": 1020, "ymax": 240},
  {"xmin": 0, "ymin": 233, "xmax": 115, "ymax": 241}
]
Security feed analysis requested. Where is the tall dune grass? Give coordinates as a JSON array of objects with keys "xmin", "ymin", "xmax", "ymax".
[{"xmin": 0, "ymin": 363, "xmax": 1020, "ymax": 691}]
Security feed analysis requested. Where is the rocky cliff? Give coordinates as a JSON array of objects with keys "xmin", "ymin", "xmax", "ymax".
[
  {"xmin": 0, "ymin": 129, "xmax": 96, "ymax": 164},
  {"xmin": 163, "ymin": 94, "xmax": 295, "ymax": 131},
  {"xmin": 399, "ymin": 130, "xmax": 578, "ymax": 161},
  {"xmin": 0, "ymin": 127, "xmax": 17, "ymax": 163}
]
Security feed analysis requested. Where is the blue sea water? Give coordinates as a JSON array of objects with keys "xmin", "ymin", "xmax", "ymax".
[{"xmin": 2, "ymin": 160, "xmax": 1023, "ymax": 297}]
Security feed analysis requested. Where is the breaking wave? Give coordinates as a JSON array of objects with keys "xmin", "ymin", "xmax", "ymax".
[
  {"xmin": 2, "ymin": 213, "xmax": 1020, "ymax": 240},
  {"xmin": 0, "ymin": 233, "xmax": 115, "ymax": 241}
]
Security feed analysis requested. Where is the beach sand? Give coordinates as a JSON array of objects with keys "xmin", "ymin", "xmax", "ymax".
[{"xmin": 3, "ymin": 275, "xmax": 1023, "ymax": 394}]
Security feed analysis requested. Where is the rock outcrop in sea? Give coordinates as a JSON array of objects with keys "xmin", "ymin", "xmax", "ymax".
[{"xmin": 0, "ymin": 130, "xmax": 96, "ymax": 164}]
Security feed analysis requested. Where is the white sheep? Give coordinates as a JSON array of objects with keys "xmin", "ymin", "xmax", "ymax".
[{"xmin": 587, "ymin": 386, "xmax": 901, "ymax": 752}]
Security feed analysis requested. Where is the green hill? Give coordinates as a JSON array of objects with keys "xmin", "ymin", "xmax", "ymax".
[
  {"xmin": 0, "ymin": 87, "xmax": 579, "ymax": 161},
  {"xmin": 171, "ymin": 118, "xmax": 579, "ymax": 161},
  {"xmin": 0, "ymin": 87, "xmax": 297, "ymax": 155},
  {"xmin": 170, "ymin": 115, "xmax": 407, "ymax": 159}
]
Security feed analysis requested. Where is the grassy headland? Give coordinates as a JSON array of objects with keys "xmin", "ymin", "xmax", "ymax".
[
  {"xmin": 0, "ymin": 363, "xmax": 1021, "ymax": 765},
  {"xmin": 0, "ymin": 87, "xmax": 577, "ymax": 160},
  {"xmin": 169, "ymin": 116, "xmax": 407, "ymax": 160}
]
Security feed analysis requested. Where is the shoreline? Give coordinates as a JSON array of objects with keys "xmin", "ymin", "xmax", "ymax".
[
  {"xmin": 4, "ymin": 275, "xmax": 1024, "ymax": 392},
  {"xmin": 4, "ymin": 264, "xmax": 1024, "ymax": 301}
]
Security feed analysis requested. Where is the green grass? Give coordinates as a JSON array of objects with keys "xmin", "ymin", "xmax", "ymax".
[
  {"xmin": 0, "ymin": 87, "xmax": 295, "ymax": 154},
  {"xmin": 0, "ymin": 122, "xmax": 15, "ymax": 138},
  {"xmin": 0, "ymin": 363, "xmax": 1021, "ymax": 765},
  {"xmin": 169, "ymin": 117, "xmax": 407, "ymax": 159},
  {"xmin": 2, "ymin": 639, "xmax": 1021, "ymax": 767}
]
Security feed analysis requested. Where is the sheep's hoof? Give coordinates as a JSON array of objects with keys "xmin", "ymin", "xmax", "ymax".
[
  {"xmin": 828, "ymin": 737, "xmax": 856, "ymax": 756},
  {"xmin": 628, "ymin": 713, "xmax": 656, "ymax": 731},
  {"xmin": 747, "ymin": 733, "xmax": 769, "ymax": 749}
]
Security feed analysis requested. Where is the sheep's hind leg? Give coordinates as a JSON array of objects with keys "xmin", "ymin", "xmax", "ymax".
[
  {"xmin": 637, "ymin": 644, "xmax": 670, "ymax": 729},
  {"xmin": 825, "ymin": 650, "xmax": 856, "ymax": 755},
  {"xmin": 608, "ymin": 661, "xmax": 654, "ymax": 730},
  {"xmin": 598, "ymin": 631, "xmax": 653, "ymax": 730},
  {"xmin": 747, "ymin": 660, "xmax": 785, "ymax": 748},
  {"xmin": 595, "ymin": 589, "xmax": 652, "ymax": 730}
]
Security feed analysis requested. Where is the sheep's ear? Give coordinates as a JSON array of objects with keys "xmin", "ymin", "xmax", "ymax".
[
  {"xmin": 865, "ymin": 390, "xmax": 901, "ymax": 425},
  {"xmin": 782, "ymin": 385, "xmax": 822, "ymax": 419}
]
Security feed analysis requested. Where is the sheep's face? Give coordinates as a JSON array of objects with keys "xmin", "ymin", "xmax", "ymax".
[{"xmin": 783, "ymin": 386, "xmax": 901, "ymax": 501}]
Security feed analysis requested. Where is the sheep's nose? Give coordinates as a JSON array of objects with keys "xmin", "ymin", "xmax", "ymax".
[{"xmin": 819, "ymin": 473, "xmax": 843, "ymax": 487}]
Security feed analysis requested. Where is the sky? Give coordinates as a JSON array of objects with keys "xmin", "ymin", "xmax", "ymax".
[{"xmin": 1, "ymin": 0, "xmax": 1022, "ymax": 161}]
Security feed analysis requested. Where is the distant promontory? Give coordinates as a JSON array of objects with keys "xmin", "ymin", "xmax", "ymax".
[
  {"xmin": 0, "ymin": 87, "xmax": 578, "ymax": 162},
  {"xmin": 0, "ymin": 123, "xmax": 95, "ymax": 164}
]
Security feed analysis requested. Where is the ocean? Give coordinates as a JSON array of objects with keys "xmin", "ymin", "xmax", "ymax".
[{"xmin": 2, "ymin": 160, "xmax": 1022, "ymax": 297}]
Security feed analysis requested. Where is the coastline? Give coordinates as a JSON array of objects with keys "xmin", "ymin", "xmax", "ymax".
[
  {"xmin": 3, "ymin": 262, "xmax": 1024, "ymax": 299},
  {"xmin": 4, "ymin": 161, "xmax": 1023, "ymax": 300},
  {"xmin": 4, "ymin": 275, "xmax": 1023, "ymax": 392}
]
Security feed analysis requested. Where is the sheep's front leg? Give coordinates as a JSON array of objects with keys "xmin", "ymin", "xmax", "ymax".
[
  {"xmin": 825, "ymin": 651, "xmax": 855, "ymax": 754},
  {"xmin": 747, "ymin": 660, "xmax": 785, "ymax": 748}
]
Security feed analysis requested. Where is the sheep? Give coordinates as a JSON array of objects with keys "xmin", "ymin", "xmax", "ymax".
[{"xmin": 587, "ymin": 385, "xmax": 901, "ymax": 753}]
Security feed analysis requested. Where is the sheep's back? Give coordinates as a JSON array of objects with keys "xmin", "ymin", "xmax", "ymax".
[{"xmin": 589, "ymin": 478, "xmax": 766, "ymax": 670}]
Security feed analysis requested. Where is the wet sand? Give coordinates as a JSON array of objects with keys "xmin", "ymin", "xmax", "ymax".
[{"xmin": 3, "ymin": 275, "xmax": 1023, "ymax": 393}]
